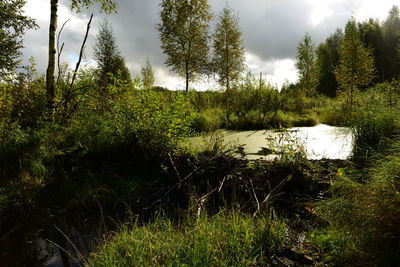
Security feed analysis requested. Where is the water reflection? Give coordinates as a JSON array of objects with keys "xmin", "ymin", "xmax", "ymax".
[{"xmin": 186, "ymin": 124, "xmax": 353, "ymax": 160}]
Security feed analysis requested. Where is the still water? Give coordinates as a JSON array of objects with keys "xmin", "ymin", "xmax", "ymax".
[{"xmin": 186, "ymin": 124, "xmax": 353, "ymax": 160}]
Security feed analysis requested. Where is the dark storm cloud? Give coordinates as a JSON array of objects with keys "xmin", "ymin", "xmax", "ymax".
[
  {"xmin": 21, "ymin": 0, "xmax": 367, "ymax": 85},
  {"xmin": 215, "ymin": 0, "xmax": 355, "ymax": 60}
]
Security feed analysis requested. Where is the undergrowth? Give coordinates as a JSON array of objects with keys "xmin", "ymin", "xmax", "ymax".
[{"xmin": 86, "ymin": 210, "xmax": 288, "ymax": 267}]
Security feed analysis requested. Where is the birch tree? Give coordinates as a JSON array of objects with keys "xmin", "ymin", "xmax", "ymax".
[
  {"xmin": 212, "ymin": 5, "xmax": 245, "ymax": 91},
  {"xmin": 158, "ymin": 0, "xmax": 212, "ymax": 92},
  {"xmin": 46, "ymin": 0, "xmax": 116, "ymax": 109}
]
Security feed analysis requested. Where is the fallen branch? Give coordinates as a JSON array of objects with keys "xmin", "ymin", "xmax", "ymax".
[{"xmin": 253, "ymin": 174, "xmax": 292, "ymax": 217}]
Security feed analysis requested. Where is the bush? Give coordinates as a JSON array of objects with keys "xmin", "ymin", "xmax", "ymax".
[
  {"xmin": 189, "ymin": 108, "xmax": 224, "ymax": 133},
  {"xmin": 64, "ymin": 90, "xmax": 192, "ymax": 160}
]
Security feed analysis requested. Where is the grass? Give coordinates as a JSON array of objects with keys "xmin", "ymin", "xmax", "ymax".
[
  {"xmin": 310, "ymin": 85, "xmax": 400, "ymax": 265},
  {"xmin": 189, "ymin": 108, "xmax": 224, "ymax": 132},
  {"xmin": 86, "ymin": 210, "xmax": 288, "ymax": 267},
  {"xmin": 351, "ymin": 106, "xmax": 398, "ymax": 162},
  {"xmin": 313, "ymin": 138, "xmax": 400, "ymax": 265}
]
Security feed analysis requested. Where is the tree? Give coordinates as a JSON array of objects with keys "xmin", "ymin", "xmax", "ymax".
[
  {"xmin": 212, "ymin": 5, "xmax": 245, "ymax": 91},
  {"xmin": 316, "ymin": 29, "xmax": 343, "ymax": 97},
  {"xmin": 0, "ymin": 0, "xmax": 38, "ymax": 79},
  {"xmin": 141, "ymin": 58, "xmax": 155, "ymax": 90},
  {"xmin": 334, "ymin": 19, "xmax": 375, "ymax": 109},
  {"xmin": 158, "ymin": 0, "xmax": 212, "ymax": 92},
  {"xmin": 358, "ymin": 19, "xmax": 385, "ymax": 82},
  {"xmin": 93, "ymin": 20, "xmax": 131, "ymax": 89},
  {"xmin": 296, "ymin": 33, "xmax": 318, "ymax": 97},
  {"xmin": 382, "ymin": 6, "xmax": 400, "ymax": 80},
  {"xmin": 46, "ymin": 0, "xmax": 116, "ymax": 110}
]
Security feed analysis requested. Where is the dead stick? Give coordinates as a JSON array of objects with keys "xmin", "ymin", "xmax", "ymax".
[
  {"xmin": 253, "ymin": 174, "xmax": 292, "ymax": 217},
  {"xmin": 70, "ymin": 14, "xmax": 93, "ymax": 88},
  {"xmin": 57, "ymin": 19, "xmax": 70, "ymax": 84}
]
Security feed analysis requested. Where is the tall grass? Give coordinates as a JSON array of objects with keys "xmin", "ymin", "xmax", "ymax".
[
  {"xmin": 352, "ymin": 107, "xmax": 397, "ymax": 160},
  {"xmin": 311, "ymin": 84, "xmax": 400, "ymax": 265},
  {"xmin": 86, "ymin": 210, "xmax": 288, "ymax": 267},
  {"xmin": 350, "ymin": 87, "xmax": 399, "ymax": 163},
  {"xmin": 313, "ymin": 137, "xmax": 400, "ymax": 265}
]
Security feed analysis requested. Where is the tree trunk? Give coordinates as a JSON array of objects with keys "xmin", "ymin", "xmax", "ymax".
[
  {"xmin": 46, "ymin": 0, "xmax": 58, "ymax": 111},
  {"xmin": 185, "ymin": 61, "xmax": 189, "ymax": 92},
  {"xmin": 350, "ymin": 86, "xmax": 354, "ymax": 110}
]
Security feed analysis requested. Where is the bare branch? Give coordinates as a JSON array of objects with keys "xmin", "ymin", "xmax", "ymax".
[
  {"xmin": 70, "ymin": 13, "xmax": 93, "ymax": 88},
  {"xmin": 57, "ymin": 19, "xmax": 70, "ymax": 84}
]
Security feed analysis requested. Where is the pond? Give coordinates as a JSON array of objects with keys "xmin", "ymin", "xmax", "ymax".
[{"xmin": 184, "ymin": 124, "xmax": 353, "ymax": 160}]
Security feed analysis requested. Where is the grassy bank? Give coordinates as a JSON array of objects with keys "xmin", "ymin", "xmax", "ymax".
[
  {"xmin": 311, "ymin": 89, "xmax": 400, "ymax": 266},
  {"xmin": 86, "ymin": 210, "xmax": 288, "ymax": 266},
  {"xmin": 313, "ymin": 136, "xmax": 400, "ymax": 266}
]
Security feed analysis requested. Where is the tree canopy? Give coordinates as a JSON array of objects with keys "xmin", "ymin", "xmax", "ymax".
[
  {"xmin": 334, "ymin": 19, "xmax": 375, "ymax": 108},
  {"xmin": 141, "ymin": 58, "xmax": 155, "ymax": 90},
  {"xmin": 212, "ymin": 5, "xmax": 245, "ymax": 91},
  {"xmin": 158, "ymin": 0, "xmax": 212, "ymax": 92},
  {"xmin": 316, "ymin": 29, "xmax": 343, "ymax": 97},
  {"xmin": 0, "ymin": 0, "xmax": 38, "ymax": 79},
  {"xmin": 94, "ymin": 20, "xmax": 131, "ymax": 88},
  {"xmin": 70, "ymin": 0, "xmax": 116, "ymax": 13},
  {"xmin": 296, "ymin": 33, "xmax": 318, "ymax": 97},
  {"xmin": 382, "ymin": 6, "xmax": 400, "ymax": 80}
]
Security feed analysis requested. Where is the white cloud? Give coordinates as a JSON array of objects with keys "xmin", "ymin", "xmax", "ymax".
[
  {"xmin": 306, "ymin": 0, "xmax": 396, "ymax": 27},
  {"xmin": 245, "ymin": 52, "xmax": 298, "ymax": 89},
  {"xmin": 354, "ymin": 0, "xmax": 397, "ymax": 21},
  {"xmin": 307, "ymin": 0, "xmax": 344, "ymax": 26}
]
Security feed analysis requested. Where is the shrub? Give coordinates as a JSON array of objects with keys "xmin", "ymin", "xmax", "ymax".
[{"xmin": 189, "ymin": 108, "xmax": 223, "ymax": 133}]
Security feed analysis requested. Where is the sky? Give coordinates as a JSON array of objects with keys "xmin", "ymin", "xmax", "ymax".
[{"xmin": 22, "ymin": 0, "xmax": 399, "ymax": 90}]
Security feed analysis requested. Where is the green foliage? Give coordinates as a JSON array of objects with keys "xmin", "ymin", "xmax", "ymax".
[
  {"xmin": 265, "ymin": 130, "xmax": 308, "ymax": 165},
  {"xmin": 86, "ymin": 210, "xmax": 288, "ymax": 267},
  {"xmin": 316, "ymin": 29, "xmax": 343, "ymax": 97},
  {"xmin": 64, "ymin": 88, "xmax": 192, "ymax": 159},
  {"xmin": 316, "ymin": 6, "xmax": 400, "ymax": 95},
  {"xmin": 70, "ymin": 0, "xmax": 117, "ymax": 13},
  {"xmin": 0, "ymin": 0, "xmax": 38, "ymax": 78},
  {"xmin": 358, "ymin": 19, "xmax": 386, "ymax": 83},
  {"xmin": 382, "ymin": 6, "xmax": 400, "ymax": 80},
  {"xmin": 351, "ymin": 87, "xmax": 399, "ymax": 161},
  {"xmin": 94, "ymin": 20, "xmax": 132, "ymax": 88},
  {"xmin": 315, "ymin": 137, "xmax": 400, "ymax": 266},
  {"xmin": 188, "ymin": 90, "xmax": 225, "ymax": 111},
  {"xmin": 226, "ymin": 72, "xmax": 281, "ymax": 129},
  {"xmin": 141, "ymin": 58, "xmax": 155, "ymax": 90},
  {"xmin": 296, "ymin": 33, "xmax": 318, "ymax": 99},
  {"xmin": 334, "ymin": 19, "xmax": 376, "ymax": 109},
  {"xmin": 212, "ymin": 5, "xmax": 245, "ymax": 91},
  {"xmin": 189, "ymin": 108, "xmax": 224, "ymax": 132},
  {"xmin": 0, "ymin": 60, "xmax": 47, "ymax": 128},
  {"xmin": 158, "ymin": 0, "xmax": 212, "ymax": 91},
  {"xmin": 125, "ymin": 91, "xmax": 193, "ymax": 157}
]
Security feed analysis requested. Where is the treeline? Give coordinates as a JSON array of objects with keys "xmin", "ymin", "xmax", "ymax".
[{"xmin": 314, "ymin": 6, "xmax": 400, "ymax": 97}]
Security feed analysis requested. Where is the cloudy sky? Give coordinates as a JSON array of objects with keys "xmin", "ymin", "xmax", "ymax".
[{"xmin": 22, "ymin": 0, "xmax": 399, "ymax": 90}]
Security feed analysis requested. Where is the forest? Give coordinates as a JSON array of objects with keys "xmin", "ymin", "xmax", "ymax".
[{"xmin": 1, "ymin": 0, "xmax": 400, "ymax": 266}]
